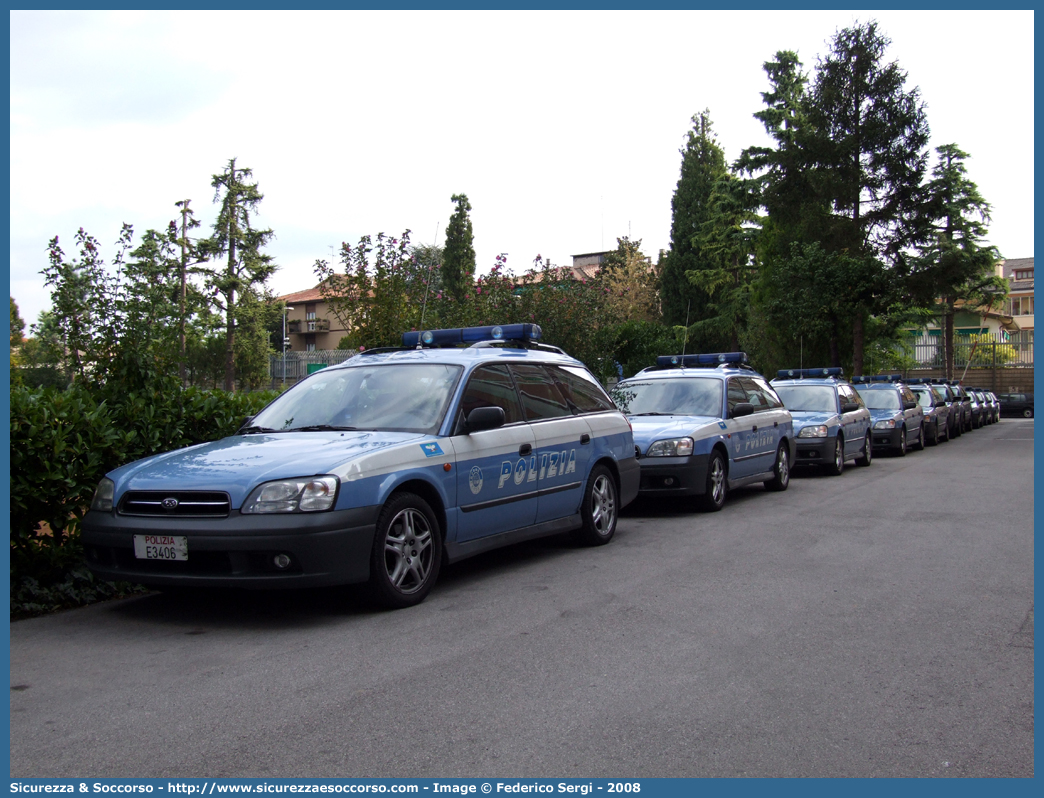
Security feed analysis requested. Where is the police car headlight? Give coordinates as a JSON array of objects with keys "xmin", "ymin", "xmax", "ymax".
[
  {"xmin": 90, "ymin": 478, "xmax": 115, "ymax": 512},
  {"xmin": 646, "ymin": 437, "xmax": 694, "ymax": 457},
  {"xmin": 874, "ymin": 419, "xmax": 897, "ymax": 430},
  {"xmin": 241, "ymin": 476, "xmax": 339, "ymax": 514},
  {"xmin": 797, "ymin": 425, "xmax": 828, "ymax": 438}
]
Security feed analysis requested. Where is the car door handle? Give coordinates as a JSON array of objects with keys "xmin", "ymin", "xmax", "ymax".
[
  {"xmin": 773, "ymin": 422, "xmax": 778, "ymax": 427},
  {"xmin": 580, "ymin": 434, "xmax": 591, "ymax": 444},
  {"xmin": 519, "ymin": 444, "xmax": 532, "ymax": 456},
  {"xmin": 752, "ymin": 425, "xmax": 758, "ymax": 432}
]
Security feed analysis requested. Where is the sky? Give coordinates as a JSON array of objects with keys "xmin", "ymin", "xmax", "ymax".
[{"xmin": 9, "ymin": 8, "xmax": 1036, "ymax": 329}]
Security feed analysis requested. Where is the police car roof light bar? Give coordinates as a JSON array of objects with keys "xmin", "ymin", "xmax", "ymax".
[
  {"xmin": 775, "ymin": 367, "xmax": 843, "ymax": 379},
  {"xmin": 655, "ymin": 352, "xmax": 748, "ymax": 369},
  {"xmin": 402, "ymin": 323, "xmax": 542, "ymax": 348}
]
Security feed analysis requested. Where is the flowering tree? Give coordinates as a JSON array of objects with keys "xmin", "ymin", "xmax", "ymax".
[{"xmin": 316, "ymin": 231, "xmax": 430, "ymax": 349}]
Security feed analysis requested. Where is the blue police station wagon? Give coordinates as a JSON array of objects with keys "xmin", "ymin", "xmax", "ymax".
[
  {"xmin": 769, "ymin": 368, "xmax": 872, "ymax": 475},
  {"xmin": 852, "ymin": 375, "xmax": 926, "ymax": 456},
  {"xmin": 82, "ymin": 324, "xmax": 640, "ymax": 608},
  {"xmin": 610, "ymin": 353, "xmax": 795, "ymax": 512}
]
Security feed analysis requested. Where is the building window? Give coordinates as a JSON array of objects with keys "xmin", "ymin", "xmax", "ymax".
[
  {"xmin": 1014, "ymin": 269, "xmax": 1033, "ymax": 281},
  {"xmin": 1006, "ymin": 296, "xmax": 1034, "ymax": 316}
]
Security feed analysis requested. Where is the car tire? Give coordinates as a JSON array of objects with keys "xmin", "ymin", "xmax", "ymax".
[
  {"xmin": 365, "ymin": 492, "xmax": 442, "ymax": 609},
  {"xmin": 952, "ymin": 417, "xmax": 961, "ymax": 437},
  {"xmin": 896, "ymin": 426, "xmax": 907, "ymax": 457},
  {"xmin": 824, "ymin": 436, "xmax": 844, "ymax": 476},
  {"xmin": 913, "ymin": 423, "xmax": 925, "ymax": 451},
  {"xmin": 572, "ymin": 464, "xmax": 618, "ymax": 546},
  {"xmin": 856, "ymin": 432, "xmax": 872, "ymax": 466},
  {"xmin": 764, "ymin": 443, "xmax": 790, "ymax": 492},
  {"xmin": 1023, "ymin": 408, "xmax": 1033, "ymax": 419},
  {"xmin": 928, "ymin": 423, "xmax": 938, "ymax": 446},
  {"xmin": 696, "ymin": 450, "xmax": 727, "ymax": 512},
  {"xmin": 941, "ymin": 420, "xmax": 950, "ymax": 442}
]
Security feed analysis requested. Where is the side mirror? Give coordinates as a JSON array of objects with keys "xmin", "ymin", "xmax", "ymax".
[
  {"xmin": 465, "ymin": 406, "xmax": 506, "ymax": 433},
  {"xmin": 841, "ymin": 402, "xmax": 860, "ymax": 413},
  {"xmin": 731, "ymin": 402, "xmax": 754, "ymax": 419},
  {"xmin": 903, "ymin": 400, "xmax": 917, "ymax": 410}
]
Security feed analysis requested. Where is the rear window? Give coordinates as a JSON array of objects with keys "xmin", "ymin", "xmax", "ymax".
[
  {"xmin": 509, "ymin": 364, "xmax": 572, "ymax": 421},
  {"xmin": 552, "ymin": 366, "xmax": 616, "ymax": 413}
]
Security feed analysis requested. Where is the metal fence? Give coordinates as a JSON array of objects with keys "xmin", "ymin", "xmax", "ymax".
[
  {"xmin": 268, "ymin": 349, "xmax": 358, "ymax": 387},
  {"xmin": 909, "ymin": 334, "xmax": 1033, "ymax": 370}
]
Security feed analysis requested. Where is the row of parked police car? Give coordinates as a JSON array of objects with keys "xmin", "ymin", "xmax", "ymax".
[{"xmin": 80, "ymin": 324, "xmax": 1007, "ymax": 609}]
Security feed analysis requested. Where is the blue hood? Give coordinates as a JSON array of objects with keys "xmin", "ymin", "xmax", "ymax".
[
  {"xmin": 628, "ymin": 415, "xmax": 720, "ymax": 446},
  {"xmin": 107, "ymin": 430, "xmax": 426, "ymax": 506},
  {"xmin": 866, "ymin": 408, "xmax": 901, "ymax": 423},
  {"xmin": 789, "ymin": 410, "xmax": 839, "ymax": 428}
]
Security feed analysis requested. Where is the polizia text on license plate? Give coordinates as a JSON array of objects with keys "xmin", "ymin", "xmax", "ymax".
[{"xmin": 133, "ymin": 534, "xmax": 188, "ymax": 561}]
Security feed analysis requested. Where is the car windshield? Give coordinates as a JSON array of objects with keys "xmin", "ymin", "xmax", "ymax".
[
  {"xmin": 912, "ymin": 389, "xmax": 933, "ymax": 408},
  {"xmin": 772, "ymin": 385, "xmax": 837, "ymax": 413},
  {"xmin": 855, "ymin": 388, "xmax": 900, "ymax": 411},
  {"xmin": 611, "ymin": 377, "xmax": 723, "ymax": 417},
  {"xmin": 250, "ymin": 363, "xmax": 463, "ymax": 434}
]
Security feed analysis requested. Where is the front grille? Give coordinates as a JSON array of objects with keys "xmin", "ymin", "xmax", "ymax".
[{"xmin": 119, "ymin": 491, "xmax": 231, "ymax": 517}]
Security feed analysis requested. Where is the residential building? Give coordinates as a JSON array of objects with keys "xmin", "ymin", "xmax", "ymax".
[
  {"xmin": 904, "ymin": 257, "xmax": 1034, "ymax": 371},
  {"xmin": 276, "ymin": 284, "xmax": 349, "ymax": 351},
  {"xmin": 999, "ymin": 257, "xmax": 1034, "ymax": 358}
]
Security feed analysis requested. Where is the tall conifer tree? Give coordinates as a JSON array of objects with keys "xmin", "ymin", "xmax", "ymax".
[
  {"xmin": 442, "ymin": 194, "xmax": 476, "ymax": 301},
  {"xmin": 805, "ymin": 21, "xmax": 931, "ymax": 375},
  {"xmin": 660, "ymin": 110, "xmax": 727, "ymax": 332},
  {"xmin": 202, "ymin": 158, "xmax": 276, "ymax": 391},
  {"xmin": 912, "ymin": 144, "xmax": 1004, "ymax": 377}
]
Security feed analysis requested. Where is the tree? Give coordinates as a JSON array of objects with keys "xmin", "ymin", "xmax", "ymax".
[
  {"xmin": 660, "ymin": 110, "xmax": 727, "ymax": 330},
  {"xmin": 911, "ymin": 144, "xmax": 1005, "ymax": 377},
  {"xmin": 442, "ymin": 193, "xmax": 476, "ymax": 301},
  {"xmin": 737, "ymin": 51, "xmax": 826, "ymax": 262},
  {"xmin": 10, "ymin": 297, "xmax": 26, "ymax": 384},
  {"xmin": 599, "ymin": 237, "xmax": 660, "ymax": 322},
  {"xmin": 316, "ymin": 231, "xmax": 430, "ymax": 349},
  {"xmin": 42, "ymin": 227, "xmax": 126, "ymax": 381},
  {"xmin": 174, "ymin": 199, "xmax": 204, "ymax": 382},
  {"xmin": 10, "ymin": 297, "xmax": 25, "ymax": 348},
  {"xmin": 805, "ymin": 20, "xmax": 931, "ymax": 374},
  {"xmin": 687, "ymin": 173, "xmax": 761, "ymax": 351},
  {"xmin": 201, "ymin": 158, "xmax": 277, "ymax": 391}
]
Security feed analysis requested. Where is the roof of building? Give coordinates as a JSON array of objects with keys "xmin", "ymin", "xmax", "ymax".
[
  {"xmin": 278, "ymin": 284, "xmax": 327, "ymax": 303},
  {"xmin": 1000, "ymin": 257, "xmax": 1034, "ymax": 292}
]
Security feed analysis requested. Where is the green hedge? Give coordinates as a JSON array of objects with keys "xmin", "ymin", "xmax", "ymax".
[{"xmin": 10, "ymin": 383, "xmax": 277, "ymax": 617}]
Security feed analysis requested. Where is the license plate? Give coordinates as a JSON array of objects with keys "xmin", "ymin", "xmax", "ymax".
[{"xmin": 133, "ymin": 534, "xmax": 188, "ymax": 561}]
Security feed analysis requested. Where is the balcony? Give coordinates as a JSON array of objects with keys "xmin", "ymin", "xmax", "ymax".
[{"xmin": 288, "ymin": 318, "xmax": 331, "ymax": 334}]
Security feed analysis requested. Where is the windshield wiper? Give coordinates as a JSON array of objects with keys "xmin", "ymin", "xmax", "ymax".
[
  {"xmin": 240, "ymin": 425, "xmax": 278, "ymax": 434},
  {"xmin": 630, "ymin": 412, "xmax": 674, "ymax": 416},
  {"xmin": 287, "ymin": 424, "xmax": 359, "ymax": 432}
]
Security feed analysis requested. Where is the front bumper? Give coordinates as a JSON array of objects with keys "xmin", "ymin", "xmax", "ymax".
[
  {"xmin": 794, "ymin": 437, "xmax": 833, "ymax": 466},
  {"xmin": 635, "ymin": 453, "xmax": 711, "ymax": 496},
  {"xmin": 872, "ymin": 426, "xmax": 903, "ymax": 451},
  {"xmin": 81, "ymin": 505, "xmax": 381, "ymax": 589}
]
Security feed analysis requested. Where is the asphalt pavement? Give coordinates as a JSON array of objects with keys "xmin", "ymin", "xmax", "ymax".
[{"xmin": 9, "ymin": 419, "xmax": 1034, "ymax": 777}]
